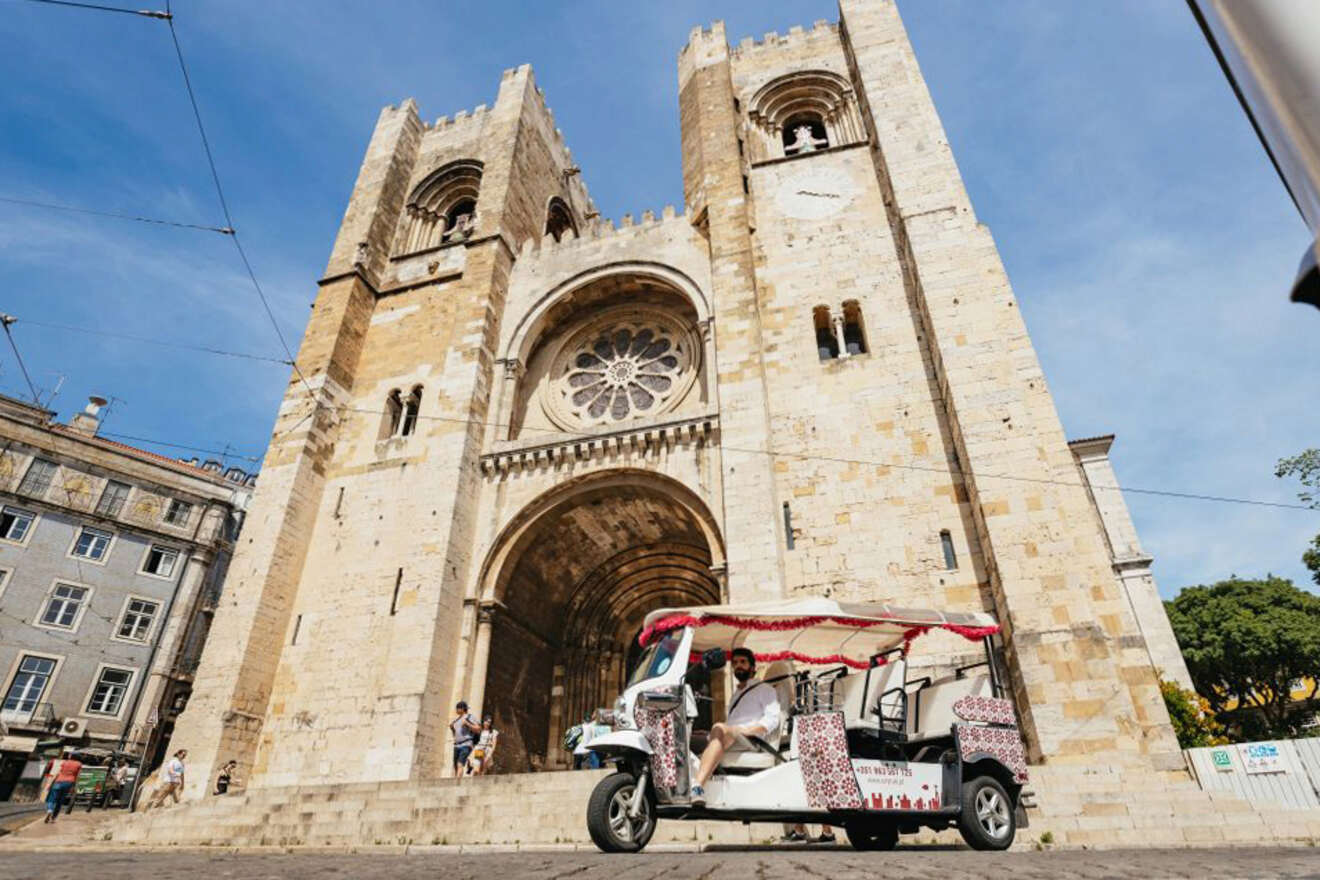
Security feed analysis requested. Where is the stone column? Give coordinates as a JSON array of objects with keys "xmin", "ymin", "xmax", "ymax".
[
  {"xmin": 546, "ymin": 663, "xmax": 566, "ymax": 769},
  {"xmin": 468, "ymin": 605, "xmax": 495, "ymax": 718}
]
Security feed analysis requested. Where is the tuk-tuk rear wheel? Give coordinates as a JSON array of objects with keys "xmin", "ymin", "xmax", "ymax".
[
  {"xmin": 844, "ymin": 820, "xmax": 898, "ymax": 851},
  {"xmin": 957, "ymin": 775, "xmax": 1016, "ymax": 851},
  {"xmin": 586, "ymin": 771, "xmax": 656, "ymax": 853}
]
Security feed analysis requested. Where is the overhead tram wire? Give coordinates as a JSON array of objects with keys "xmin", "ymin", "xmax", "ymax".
[
  {"xmin": 15, "ymin": 0, "xmax": 1313, "ymax": 517},
  {"xmin": 22, "ymin": 0, "xmax": 319, "ymax": 401},
  {"xmin": 8, "ymin": 315, "xmax": 293, "ymax": 365},
  {"xmin": 16, "ymin": 1, "xmax": 309, "ymax": 382},
  {"xmin": 326, "ymin": 402, "xmax": 1319, "ymax": 513},
  {"xmin": 0, "ymin": 195, "xmax": 233, "ymax": 235},
  {"xmin": 96, "ymin": 430, "xmax": 262, "ymax": 464},
  {"xmin": 17, "ymin": 0, "xmax": 171, "ymax": 17},
  {"xmin": 162, "ymin": 11, "xmax": 317, "ymax": 403},
  {"xmin": 0, "ymin": 315, "xmax": 42, "ymax": 403}
]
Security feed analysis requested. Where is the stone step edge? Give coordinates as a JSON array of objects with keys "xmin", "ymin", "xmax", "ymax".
[{"xmin": 3, "ymin": 837, "xmax": 1319, "ymax": 855}]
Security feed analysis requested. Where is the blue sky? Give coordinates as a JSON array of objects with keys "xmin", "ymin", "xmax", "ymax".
[{"xmin": 0, "ymin": 0, "xmax": 1316, "ymax": 596}]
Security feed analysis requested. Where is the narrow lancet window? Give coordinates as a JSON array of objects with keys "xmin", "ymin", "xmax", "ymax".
[
  {"xmin": 401, "ymin": 386, "xmax": 422, "ymax": 437},
  {"xmin": 842, "ymin": 300, "xmax": 868, "ymax": 356},
  {"xmin": 383, "ymin": 389, "xmax": 403, "ymax": 439},
  {"xmin": 940, "ymin": 530, "xmax": 958, "ymax": 570},
  {"xmin": 814, "ymin": 306, "xmax": 839, "ymax": 361}
]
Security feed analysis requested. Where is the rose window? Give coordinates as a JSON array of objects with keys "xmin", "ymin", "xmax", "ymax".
[{"xmin": 545, "ymin": 309, "xmax": 700, "ymax": 429}]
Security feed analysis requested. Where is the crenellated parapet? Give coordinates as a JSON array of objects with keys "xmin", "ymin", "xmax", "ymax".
[
  {"xmin": 514, "ymin": 204, "xmax": 690, "ymax": 263},
  {"xmin": 730, "ymin": 20, "xmax": 839, "ymax": 60}
]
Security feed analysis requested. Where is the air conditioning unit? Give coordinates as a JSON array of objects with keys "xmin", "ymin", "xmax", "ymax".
[{"xmin": 59, "ymin": 717, "xmax": 88, "ymax": 738}]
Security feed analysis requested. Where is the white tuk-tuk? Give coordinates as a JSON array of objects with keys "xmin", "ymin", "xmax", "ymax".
[{"xmin": 584, "ymin": 598, "xmax": 1029, "ymax": 853}]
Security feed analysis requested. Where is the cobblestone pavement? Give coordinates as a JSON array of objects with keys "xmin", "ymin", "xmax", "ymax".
[{"xmin": 5, "ymin": 847, "xmax": 1319, "ymax": 879}]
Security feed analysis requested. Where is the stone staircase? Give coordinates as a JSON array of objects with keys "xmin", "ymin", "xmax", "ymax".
[
  {"xmin": 4, "ymin": 764, "xmax": 1317, "ymax": 852},
  {"xmin": 71, "ymin": 771, "xmax": 785, "ymax": 849},
  {"xmin": 1025, "ymin": 764, "xmax": 1320, "ymax": 848}
]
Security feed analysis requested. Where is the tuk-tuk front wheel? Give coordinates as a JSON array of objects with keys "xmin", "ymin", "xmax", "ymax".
[
  {"xmin": 844, "ymin": 820, "xmax": 898, "ymax": 851},
  {"xmin": 958, "ymin": 775, "xmax": 1016, "ymax": 850},
  {"xmin": 586, "ymin": 772, "xmax": 656, "ymax": 853}
]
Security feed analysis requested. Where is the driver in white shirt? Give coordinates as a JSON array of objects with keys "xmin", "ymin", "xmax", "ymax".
[{"xmin": 690, "ymin": 647, "xmax": 781, "ymax": 805}]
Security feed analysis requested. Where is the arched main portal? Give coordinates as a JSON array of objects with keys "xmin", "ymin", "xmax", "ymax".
[{"xmin": 478, "ymin": 472, "xmax": 723, "ymax": 771}]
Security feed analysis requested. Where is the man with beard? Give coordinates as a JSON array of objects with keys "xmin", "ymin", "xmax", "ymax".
[{"xmin": 689, "ymin": 647, "xmax": 781, "ymax": 806}]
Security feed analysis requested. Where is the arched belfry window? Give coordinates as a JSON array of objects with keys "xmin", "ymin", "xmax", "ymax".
[
  {"xmin": 381, "ymin": 386, "xmax": 422, "ymax": 439},
  {"xmin": 544, "ymin": 197, "xmax": 577, "ymax": 242},
  {"xmin": 747, "ymin": 71, "xmax": 865, "ymax": 161},
  {"xmin": 398, "ymin": 160, "xmax": 483, "ymax": 255},
  {"xmin": 814, "ymin": 302, "xmax": 870, "ymax": 363}
]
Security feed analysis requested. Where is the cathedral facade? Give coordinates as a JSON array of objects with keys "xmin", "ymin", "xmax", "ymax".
[{"xmin": 169, "ymin": 0, "xmax": 1192, "ymax": 795}]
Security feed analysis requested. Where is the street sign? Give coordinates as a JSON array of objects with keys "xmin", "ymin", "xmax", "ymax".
[{"xmin": 1238, "ymin": 741, "xmax": 1284, "ymax": 774}]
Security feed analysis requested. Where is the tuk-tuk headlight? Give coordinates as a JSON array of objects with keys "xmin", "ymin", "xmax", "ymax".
[{"xmin": 612, "ymin": 695, "xmax": 630, "ymax": 728}]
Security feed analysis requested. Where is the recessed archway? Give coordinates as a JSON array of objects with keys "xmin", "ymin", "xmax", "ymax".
[{"xmin": 476, "ymin": 471, "xmax": 723, "ymax": 771}]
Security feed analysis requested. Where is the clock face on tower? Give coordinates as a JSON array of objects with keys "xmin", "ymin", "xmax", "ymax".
[{"xmin": 774, "ymin": 166, "xmax": 859, "ymax": 220}]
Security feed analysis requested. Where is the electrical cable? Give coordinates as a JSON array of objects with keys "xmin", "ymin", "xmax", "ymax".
[
  {"xmin": 8, "ymin": 315, "xmax": 293, "ymax": 365},
  {"xmin": 0, "ymin": 195, "xmax": 233, "ymax": 234},
  {"xmin": 163, "ymin": 15, "xmax": 317, "ymax": 402},
  {"xmin": 10, "ymin": 0, "xmax": 1313, "ymax": 516},
  {"xmin": 327, "ymin": 402, "xmax": 1320, "ymax": 513},
  {"xmin": 96, "ymin": 431, "xmax": 262, "ymax": 464},
  {"xmin": 0, "ymin": 315, "xmax": 42, "ymax": 404},
  {"xmin": 15, "ymin": 0, "xmax": 169, "ymax": 18}
]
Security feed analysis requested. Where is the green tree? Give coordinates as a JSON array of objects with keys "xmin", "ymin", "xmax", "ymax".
[
  {"xmin": 1165, "ymin": 577, "xmax": 1320, "ymax": 738},
  {"xmin": 1276, "ymin": 449, "xmax": 1320, "ymax": 586},
  {"xmin": 1159, "ymin": 680, "xmax": 1228, "ymax": 748}
]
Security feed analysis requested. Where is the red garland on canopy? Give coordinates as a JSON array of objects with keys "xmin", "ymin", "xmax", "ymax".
[
  {"xmin": 638, "ymin": 613, "xmax": 998, "ymax": 648},
  {"xmin": 686, "ymin": 648, "xmax": 901, "ymax": 670}
]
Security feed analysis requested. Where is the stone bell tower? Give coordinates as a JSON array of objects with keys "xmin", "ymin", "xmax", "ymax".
[
  {"xmin": 676, "ymin": 3, "xmax": 1183, "ymax": 773},
  {"xmin": 167, "ymin": 65, "xmax": 597, "ymax": 793}
]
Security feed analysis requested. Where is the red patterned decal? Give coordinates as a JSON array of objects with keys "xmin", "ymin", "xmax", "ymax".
[
  {"xmin": 796, "ymin": 712, "xmax": 864, "ymax": 810},
  {"xmin": 957, "ymin": 724, "xmax": 1028, "ymax": 783},
  {"xmin": 952, "ymin": 696, "xmax": 1016, "ymax": 726},
  {"xmin": 635, "ymin": 706, "xmax": 679, "ymax": 794}
]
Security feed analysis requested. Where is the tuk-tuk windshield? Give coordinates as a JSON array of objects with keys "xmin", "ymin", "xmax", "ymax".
[{"xmin": 627, "ymin": 631, "xmax": 682, "ymax": 688}]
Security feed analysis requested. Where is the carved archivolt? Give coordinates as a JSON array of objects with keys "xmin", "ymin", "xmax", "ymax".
[
  {"xmin": 541, "ymin": 306, "xmax": 701, "ymax": 430},
  {"xmin": 396, "ymin": 159, "xmax": 482, "ymax": 255},
  {"xmin": 746, "ymin": 70, "xmax": 865, "ymax": 160}
]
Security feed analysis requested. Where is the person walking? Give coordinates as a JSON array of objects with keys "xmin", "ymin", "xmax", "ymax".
[
  {"xmin": 145, "ymin": 749, "xmax": 187, "ymax": 810},
  {"xmin": 43, "ymin": 752, "xmax": 82, "ymax": 823},
  {"xmin": 214, "ymin": 760, "xmax": 239, "ymax": 795},
  {"xmin": 466, "ymin": 717, "xmax": 499, "ymax": 776},
  {"xmin": 105, "ymin": 759, "xmax": 129, "ymax": 807},
  {"xmin": 451, "ymin": 701, "xmax": 480, "ymax": 778}
]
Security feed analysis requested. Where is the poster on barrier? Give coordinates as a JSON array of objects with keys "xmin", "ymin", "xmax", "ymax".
[{"xmin": 1238, "ymin": 741, "xmax": 1284, "ymax": 774}]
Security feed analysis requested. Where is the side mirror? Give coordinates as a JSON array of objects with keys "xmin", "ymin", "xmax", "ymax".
[{"xmin": 702, "ymin": 647, "xmax": 727, "ymax": 671}]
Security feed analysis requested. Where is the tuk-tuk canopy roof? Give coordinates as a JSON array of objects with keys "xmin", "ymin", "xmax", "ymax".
[{"xmin": 639, "ymin": 598, "xmax": 999, "ymax": 669}]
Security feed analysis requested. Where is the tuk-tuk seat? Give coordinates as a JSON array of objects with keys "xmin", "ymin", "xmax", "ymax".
[
  {"xmin": 837, "ymin": 659, "xmax": 906, "ymax": 733},
  {"xmin": 907, "ymin": 673, "xmax": 992, "ymax": 742},
  {"xmin": 716, "ymin": 661, "xmax": 795, "ymax": 772}
]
